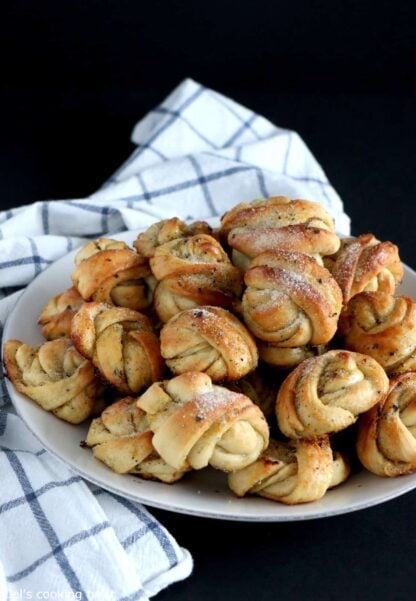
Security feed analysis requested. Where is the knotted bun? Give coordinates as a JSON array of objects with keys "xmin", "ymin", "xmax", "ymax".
[
  {"xmin": 160, "ymin": 306, "xmax": 258, "ymax": 381},
  {"xmin": 72, "ymin": 238, "xmax": 155, "ymax": 311},
  {"xmin": 276, "ymin": 350, "xmax": 389, "ymax": 438},
  {"xmin": 38, "ymin": 287, "xmax": 83, "ymax": 340},
  {"xmin": 339, "ymin": 291, "xmax": 416, "ymax": 375},
  {"xmin": 357, "ymin": 373, "xmax": 416, "ymax": 477},
  {"xmin": 242, "ymin": 250, "xmax": 342, "ymax": 345},
  {"xmin": 325, "ymin": 233, "xmax": 403, "ymax": 304},
  {"xmin": 228, "ymin": 437, "xmax": 350, "ymax": 504},
  {"xmin": 137, "ymin": 372, "xmax": 269, "ymax": 472},
  {"xmin": 71, "ymin": 302, "xmax": 164, "ymax": 394},
  {"xmin": 3, "ymin": 338, "xmax": 104, "ymax": 423},
  {"xmin": 86, "ymin": 397, "xmax": 187, "ymax": 482}
]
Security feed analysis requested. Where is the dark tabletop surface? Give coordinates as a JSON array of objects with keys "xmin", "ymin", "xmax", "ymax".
[{"xmin": 1, "ymin": 2, "xmax": 416, "ymax": 600}]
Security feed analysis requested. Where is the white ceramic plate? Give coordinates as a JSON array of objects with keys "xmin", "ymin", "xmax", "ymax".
[{"xmin": 4, "ymin": 229, "xmax": 416, "ymax": 521}]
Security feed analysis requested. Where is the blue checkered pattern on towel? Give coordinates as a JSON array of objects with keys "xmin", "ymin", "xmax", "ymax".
[{"xmin": 0, "ymin": 78, "xmax": 350, "ymax": 600}]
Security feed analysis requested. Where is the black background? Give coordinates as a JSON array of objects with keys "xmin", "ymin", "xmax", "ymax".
[{"xmin": 2, "ymin": 1, "xmax": 416, "ymax": 600}]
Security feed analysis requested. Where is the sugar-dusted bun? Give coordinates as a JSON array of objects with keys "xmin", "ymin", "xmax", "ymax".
[
  {"xmin": 3, "ymin": 338, "xmax": 104, "ymax": 423},
  {"xmin": 150, "ymin": 234, "xmax": 243, "ymax": 322},
  {"xmin": 137, "ymin": 372, "xmax": 269, "ymax": 472},
  {"xmin": 276, "ymin": 350, "xmax": 389, "ymax": 438},
  {"xmin": 86, "ymin": 397, "xmax": 187, "ymax": 482},
  {"xmin": 242, "ymin": 250, "xmax": 342, "ymax": 345},
  {"xmin": 38, "ymin": 287, "xmax": 84, "ymax": 340},
  {"xmin": 220, "ymin": 196, "xmax": 338, "ymax": 270},
  {"xmin": 325, "ymin": 233, "xmax": 403, "ymax": 304},
  {"xmin": 134, "ymin": 217, "xmax": 212, "ymax": 258},
  {"xmin": 220, "ymin": 196, "xmax": 336, "ymax": 240},
  {"xmin": 339, "ymin": 291, "xmax": 416, "ymax": 375},
  {"xmin": 72, "ymin": 238, "xmax": 155, "ymax": 311},
  {"xmin": 258, "ymin": 341, "xmax": 327, "ymax": 369},
  {"xmin": 228, "ymin": 437, "xmax": 350, "ymax": 504},
  {"xmin": 357, "ymin": 373, "xmax": 416, "ymax": 477},
  {"xmin": 71, "ymin": 302, "xmax": 164, "ymax": 394},
  {"xmin": 160, "ymin": 306, "xmax": 258, "ymax": 381},
  {"xmin": 229, "ymin": 225, "xmax": 340, "ymax": 270}
]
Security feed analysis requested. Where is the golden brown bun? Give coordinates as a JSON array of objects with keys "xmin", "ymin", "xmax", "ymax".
[
  {"xmin": 325, "ymin": 233, "xmax": 403, "ymax": 304},
  {"xmin": 339, "ymin": 291, "xmax": 416, "ymax": 375},
  {"xmin": 137, "ymin": 372, "xmax": 269, "ymax": 472},
  {"xmin": 134, "ymin": 218, "xmax": 212, "ymax": 257},
  {"xmin": 357, "ymin": 373, "xmax": 416, "ymax": 477},
  {"xmin": 71, "ymin": 302, "xmax": 164, "ymax": 394},
  {"xmin": 150, "ymin": 234, "xmax": 243, "ymax": 322},
  {"xmin": 72, "ymin": 238, "xmax": 155, "ymax": 311},
  {"xmin": 160, "ymin": 306, "xmax": 258, "ymax": 381},
  {"xmin": 38, "ymin": 287, "xmax": 84, "ymax": 340},
  {"xmin": 3, "ymin": 338, "xmax": 103, "ymax": 423},
  {"xmin": 228, "ymin": 224, "xmax": 340, "ymax": 270},
  {"xmin": 150, "ymin": 233, "xmax": 233, "ymax": 280},
  {"xmin": 276, "ymin": 349, "xmax": 389, "ymax": 438},
  {"xmin": 242, "ymin": 250, "xmax": 342, "ymax": 345},
  {"xmin": 257, "ymin": 341, "xmax": 327, "ymax": 369},
  {"xmin": 228, "ymin": 437, "xmax": 350, "ymax": 504},
  {"xmin": 86, "ymin": 397, "xmax": 187, "ymax": 482},
  {"xmin": 220, "ymin": 196, "xmax": 336, "ymax": 240}
]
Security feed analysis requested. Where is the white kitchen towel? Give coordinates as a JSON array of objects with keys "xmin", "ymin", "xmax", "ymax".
[{"xmin": 0, "ymin": 78, "xmax": 350, "ymax": 601}]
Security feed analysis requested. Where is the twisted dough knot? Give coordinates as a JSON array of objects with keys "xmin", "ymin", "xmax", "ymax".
[
  {"xmin": 86, "ymin": 397, "xmax": 187, "ymax": 482},
  {"xmin": 150, "ymin": 234, "xmax": 243, "ymax": 323},
  {"xmin": 257, "ymin": 341, "xmax": 327, "ymax": 369},
  {"xmin": 357, "ymin": 373, "xmax": 416, "ymax": 477},
  {"xmin": 70, "ymin": 302, "xmax": 164, "ymax": 394},
  {"xmin": 324, "ymin": 233, "xmax": 403, "ymax": 304},
  {"xmin": 276, "ymin": 350, "xmax": 389, "ymax": 438},
  {"xmin": 38, "ymin": 287, "xmax": 84, "ymax": 340},
  {"xmin": 137, "ymin": 372, "xmax": 269, "ymax": 472},
  {"xmin": 72, "ymin": 238, "xmax": 155, "ymax": 311},
  {"xmin": 3, "ymin": 338, "xmax": 104, "ymax": 423},
  {"xmin": 228, "ymin": 437, "xmax": 350, "ymax": 504},
  {"xmin": 339, "ymin": 291, "xmax": 416, "ymax": 375},
  {"xmin": 160, "ymin": 306, "xmax": 258, "ymax": 381},
  {"xmin": 220, "ymin": 196, "xmax": 339, "ymax": 270},
  {"xmin": 242, "ymin": 250, "xmax": 342, "ymax": 345},
  {"xmin": 134, "ymin": 217, "xmax": 212, "ymax": 257}
]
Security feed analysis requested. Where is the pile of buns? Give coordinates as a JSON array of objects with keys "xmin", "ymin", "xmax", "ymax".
[{"xmin": 4, "ymin": 195, "xmax": 416, "ymax": 506}]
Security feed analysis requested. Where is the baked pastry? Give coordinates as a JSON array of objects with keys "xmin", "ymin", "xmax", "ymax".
[
  {"xmin": 150, "ymin": 234, "xmax": 243, "ymax": 322},
  {"xmin": 324, "ymin": 233, "xmax": 403, "ymax": 304},
  {"xmin": 3, "ymin": 337, "xmax": 104, "ymax": 423},
  {"xmin": 72, "ymin": 238, "xmax": 155, "ymax": 311},
  {"xmin": 357, "ymin": 373, "xmax": 416, "ymax": 477},
  {"xmin": 219, "ymin": 196, "xmax": 340, "ymax": 269},
  {"xmin": 160, "ymin": 306, "xmax": 258, "ymax": 381},
  {"xmin": 276, "ymin": 350, "xmax": 389, "ymax": 438},
  {"xmin": 257, "ymin": 341, "xmax": 327, "ymax": 369},
  {"xmin": 134, "ymin": 217, "xmax": 212, "ymax": 257},
  {"xmin": 38, "ymin": 287, "xmax": 84, "ymax": 340},
  {"xmin": 137, "ymin": 371, "xmax": 269, "ymax": 472},
  {"xmin": 339, "ymin": 291, "xmax": 416, "ymax": 375},
  {"xmin": 86, "ymin": 397, "xmax": 187, "ymax": 482},
  {"xmin": 225, "ymin": 370, "xmax": 277, "ymax": 419},
  {"xmin": 242, "ymin": 250, "xmax": 342, "ymax": 345},
  {"xmin": 228, "ymin": 437, "xmax": 350, "ymax": 504},
  {"xmin": 71, "ymin": 302, "xmax": 164, "ymax": 394}
]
